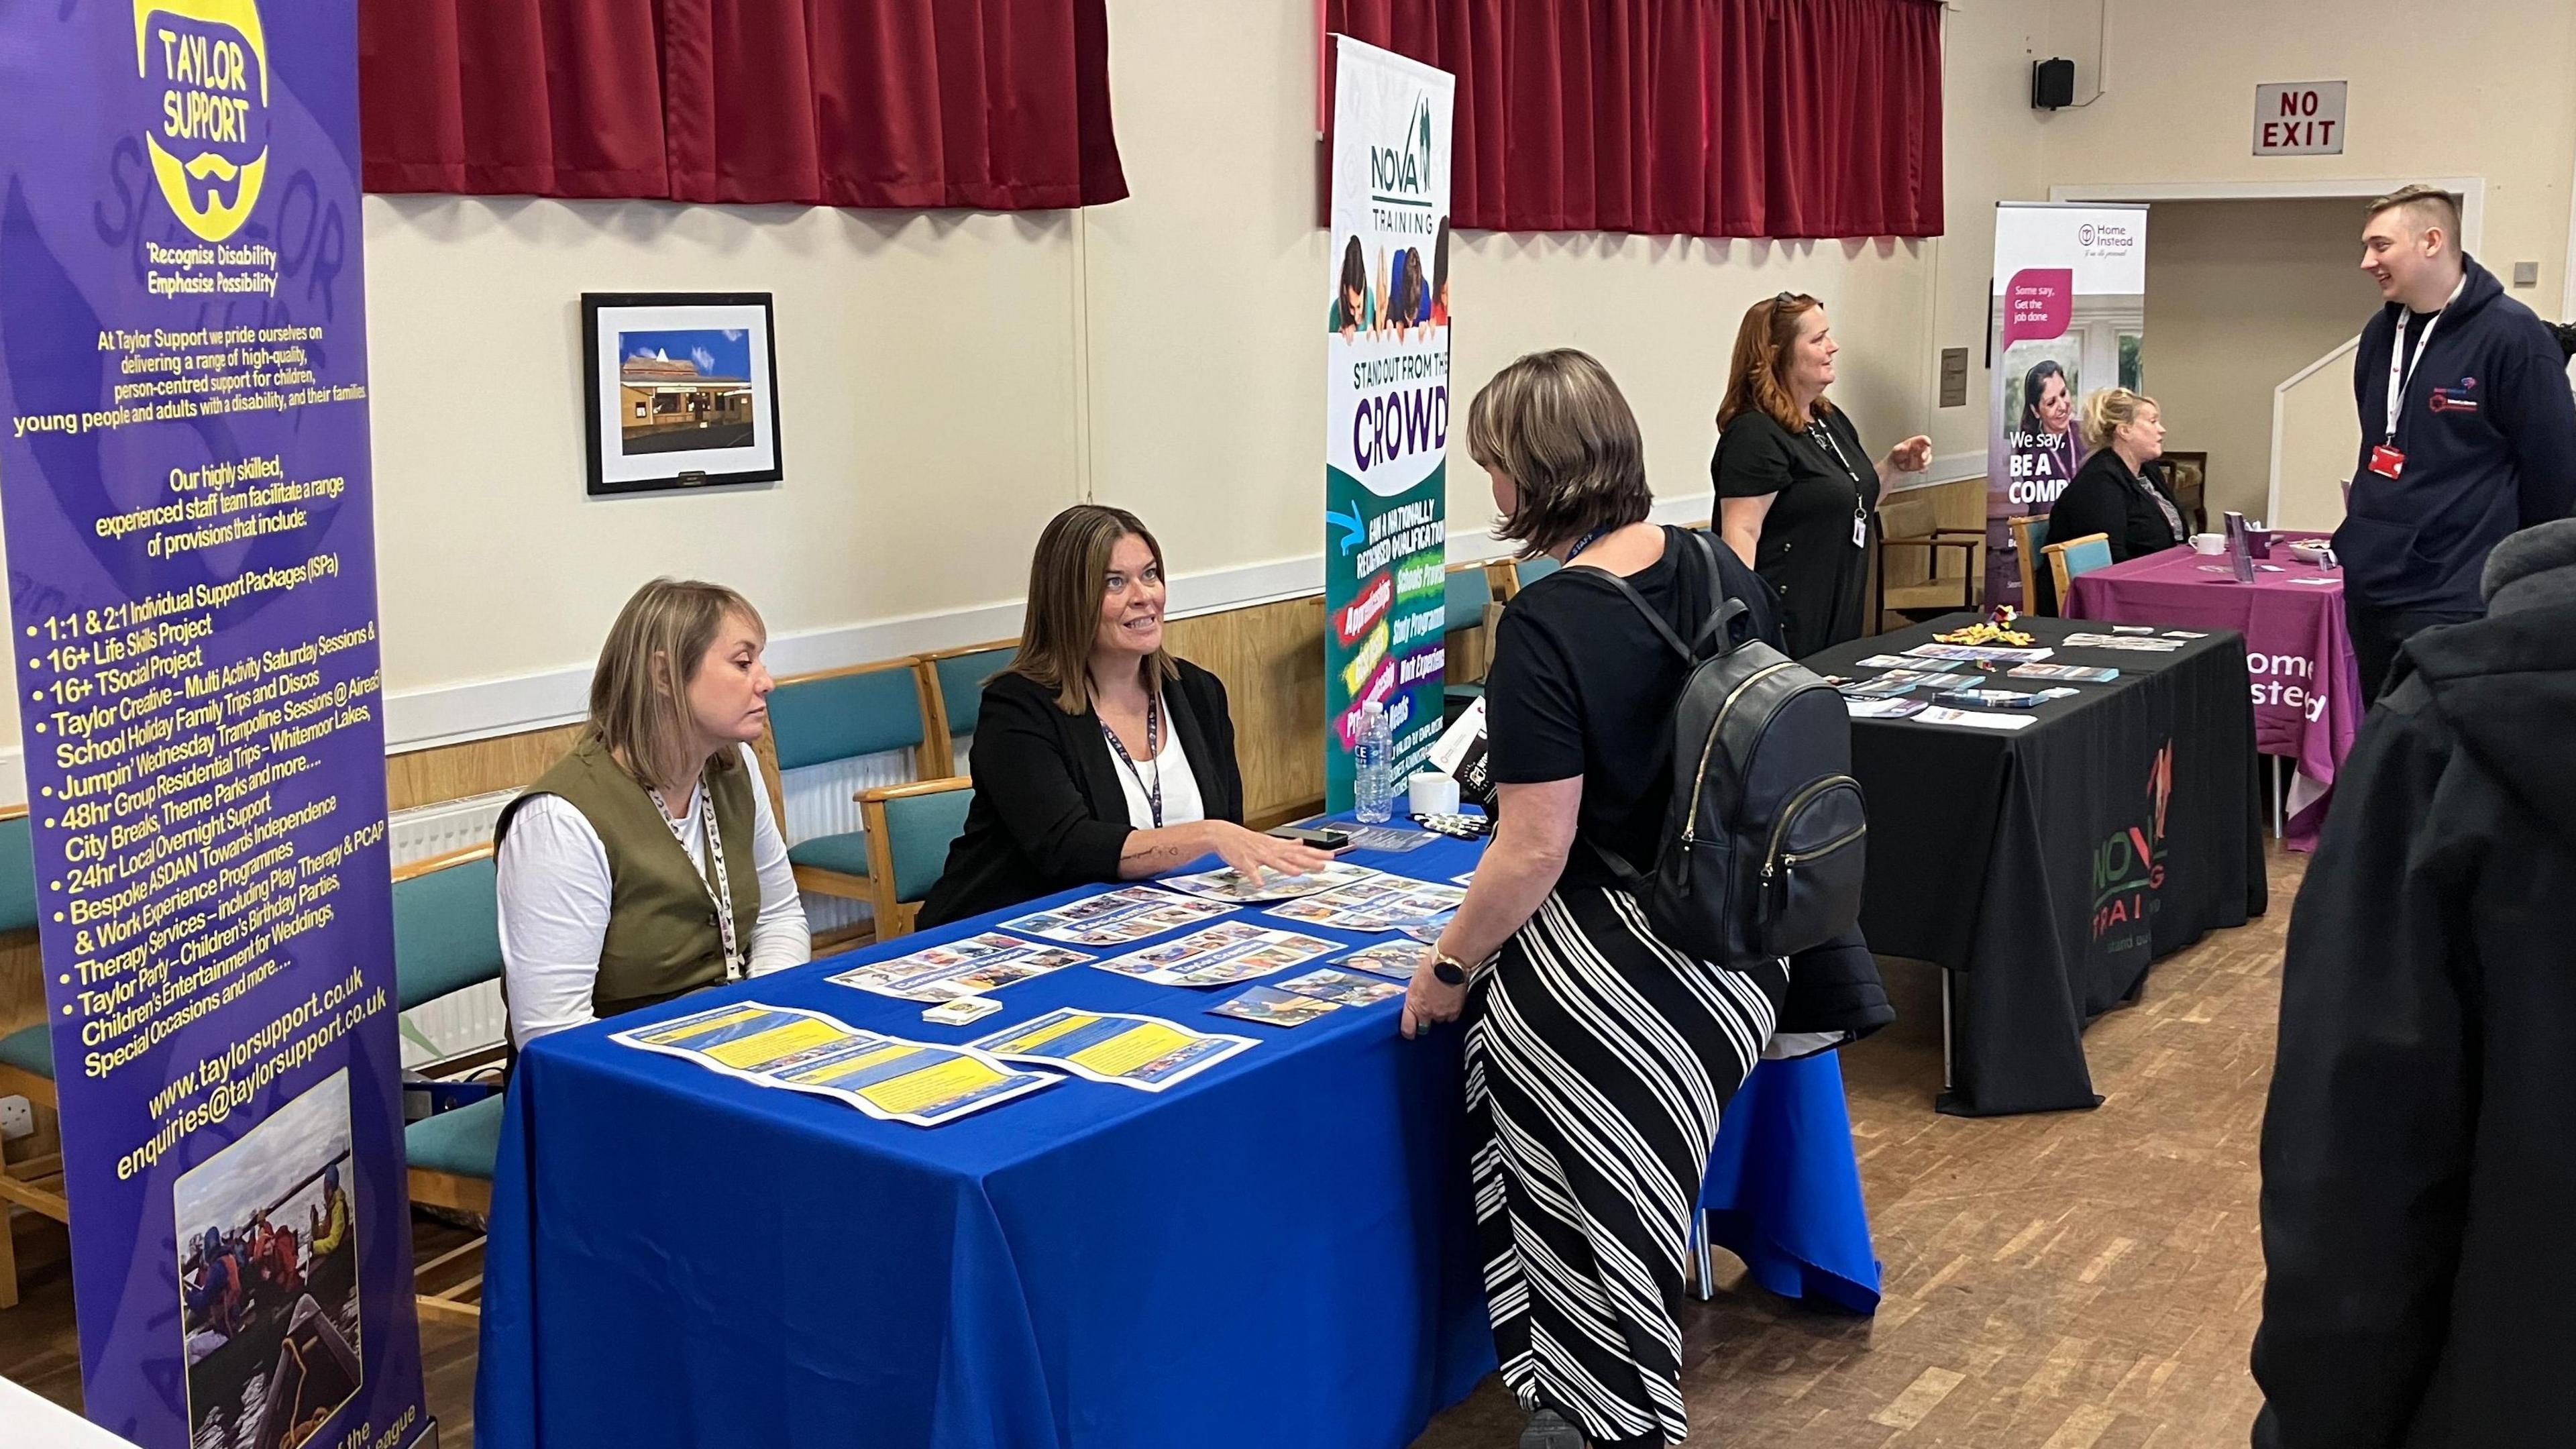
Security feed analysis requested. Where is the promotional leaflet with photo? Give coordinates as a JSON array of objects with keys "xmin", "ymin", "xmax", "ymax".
[
  {"xmin": 1212, "ymin": 985, "xmax": 1344, "ymax": 1028},
  {"xmin": 1914, "ymin": 706, "xmax": 2040, "ymax": 732},
  {"xmin": 2062, "ymin": 633, "xmax": 2186, "ymax": 653},
  {"xmin": 1091, "ymin": 922, "xmax": 1344, "ymax": 986},
  {"xmin": 1904, "ymin": 643, "xmax": 2056, "ymax": 663},
  {"xmin": 969, "ymin": 1008, "xmax": 1256, "ymax": 1093},
  {"xmin": 1273, "ymin": 968, "xmax": 1407, "ymax": 1007},
  {"xmin": 1157, "ymin": 860, "xmax": 1383, "ymax": 904},
  {"xmin": 2008, "ymin": 662, "xmax": 2122, "ymax": 683},
  {"xmin": 830, "ymin": 931, "xmax": 1092, "ymax": 1002},
  {"xmin": 611, "ymin": 1002, "xmax": 1060, "ymax": 1128},
  {"xmin": 1002, "ymin": 886, "xmax": 1235, "ymax": 947},
  {"xmin": 1854, "ymin": 654, "xmax": 1963, "ymax": 672},
  {"xmin": 1846, "ymin": 697, "xmax": 1931, "ymax": 720},
  {"xmin": 1265, "ymin": 876, "xmax": 1468, "ymax": 932},
  {"xmin": 1337, "ymin": 943, "xmax": 1427, "ymax": 980}
]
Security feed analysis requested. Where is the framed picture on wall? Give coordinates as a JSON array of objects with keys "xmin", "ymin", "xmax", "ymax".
[{"xmin": 581, "ymin": 292, "xmax": 784, "ymax": 496}]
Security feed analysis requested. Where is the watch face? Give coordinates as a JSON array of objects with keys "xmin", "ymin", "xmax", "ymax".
[{"xmin": 1434, "ymin": 959, "xmax": 1467, "ymax": 985}]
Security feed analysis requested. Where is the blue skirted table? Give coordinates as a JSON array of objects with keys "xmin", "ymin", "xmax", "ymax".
[{"xmin": 472, "ymin": 829, "xmax": 1877, "ymax": 1448}]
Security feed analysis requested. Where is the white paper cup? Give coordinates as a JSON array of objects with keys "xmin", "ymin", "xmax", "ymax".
[
  {"xmin": 1407, "ymin": 771, "xmax": 1459, "ymax": 816},
  {"xmin": 2191, "ymin": 534, "xmax": 2226, "ymax": 555}
]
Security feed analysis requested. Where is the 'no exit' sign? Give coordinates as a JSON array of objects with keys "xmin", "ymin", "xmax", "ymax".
[{"xmin": 2254, "ymin": 82, "xmax": 2347, "ymax": 156}]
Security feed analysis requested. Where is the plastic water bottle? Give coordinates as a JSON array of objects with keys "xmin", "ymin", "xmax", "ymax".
[{"xmin": 1354, "ymin": 701, "xmax": 1393, "ymax": 823}]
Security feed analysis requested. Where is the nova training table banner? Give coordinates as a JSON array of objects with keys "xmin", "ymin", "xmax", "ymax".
[{"xmin": 472, "ymin": 830, "xmax": 1880, "ymax": 1449}]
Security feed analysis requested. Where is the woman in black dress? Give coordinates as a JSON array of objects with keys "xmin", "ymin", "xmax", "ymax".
[
  {"xmin": 2048, "ymin": 388, "xmax": 2186, "ymax": 568},
  {"xmin": 1405, "ymin": 349, "xmax": 1892, "ymax": 1449},
  {"xmin": 1711, "ymin": 293, "xmax": 1932, "ymax": 657}
]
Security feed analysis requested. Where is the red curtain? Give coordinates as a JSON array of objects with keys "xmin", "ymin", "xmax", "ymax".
[
  {"xmin": 1327, "ymin": 0, "xmax": 1942, "ymax": 239},
  {"xmin": 360, "ymin": 0, "xmax": 1129, "ymax": 209}
]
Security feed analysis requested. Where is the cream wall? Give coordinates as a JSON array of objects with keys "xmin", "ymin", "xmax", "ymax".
[{"xmin": 2141, "ymin": 199, "xmax": 2382, "ymax": 521}]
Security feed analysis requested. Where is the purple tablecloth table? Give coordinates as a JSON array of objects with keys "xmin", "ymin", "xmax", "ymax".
[{"xmin": 2064, "ymin": 539, "xmax": 2361, "ymax": 849}]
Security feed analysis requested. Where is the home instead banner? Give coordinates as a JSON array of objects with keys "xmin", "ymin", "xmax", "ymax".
[
  {"xmin": 1323, "ymin": 37, "xmax": 1454, "ymax": 809},
  {"xmin": 0, "ymin": 4, "xmax": 429, "ymax": 1448},
  {"xmin": 1986, "ymin": 203, "xmax": 2151, "ymax": 606}
]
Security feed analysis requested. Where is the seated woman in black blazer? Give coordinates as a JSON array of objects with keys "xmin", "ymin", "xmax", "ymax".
[
  {"xmin": 2049, "ymin": 388, "xmax": 2187, "ymax": 568},
  {"xmin": 916, "ymin": 504, "xmax": 1335, "ymax": 926}
]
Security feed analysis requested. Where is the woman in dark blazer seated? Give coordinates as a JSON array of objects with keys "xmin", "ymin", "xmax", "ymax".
[
  {"xmin": 917, "ymin": 504, "xmax": 1334, "ymax": 927},
  {"xmin": 2049, "ymin": 388, "xmax": 2186, "ymax": 564}
]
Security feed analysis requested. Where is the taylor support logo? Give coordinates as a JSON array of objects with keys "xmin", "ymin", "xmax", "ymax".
[{"xmin": 135, "ymin": 0, "xmax": 270, "ymax": 242}]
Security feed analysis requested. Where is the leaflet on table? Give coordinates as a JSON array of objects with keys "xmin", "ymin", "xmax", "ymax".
[
  {"xmin": 1854, "ymin": 653, "xmax": 1964, "ymax": 671},
  {"xmin": 1451, "ymin": 870, "xmax": 1476, "ymax": 887},
  {"xmin": 1338, "ymin": 943, "xmax": 1426, "ymax": 979},
  {"xmin": 1846, "ymin": 697, "xmax": 1930, "ymax": 720},
  {"xmin": 1212, "ymin": 985, "xmax": 1344, "ymax": 1028},
  {"xmin": 1002, "ymin": 886, "xmax": 1235, "ymax": 946},
  {"xmin": 1914, "ymin": 706, "xmax": 2039, "ymax": 732},
  {"xmin": 2061, "ymin": 633, "xmax": 2186, "ymax": 653},
  {"xmin": 1841, "ymin": 669, "xmax": 1955, "ymax": 698},
  {"xmin": 1265, "ymin": 877, "xmax": 1470, "ymax": 932},
  {"xmin": 611, "ymin": 1002, "xmax": 1059, "ymax": 1127},
  {"xmin": 1934, "ymin": 687, "xmax": 2047, "ymax": 709},
  {"xmin": 830, "ymin": 931, "xmax": 1093, "ymax": 1002},
  {"xmin": 969, "ymin": 1007, "xmax": 1255, "ymax": 1092},
  {"xmin": 2008, "ymin": 662, "xmax": 2122, "ymax": 683},
  {"xmin": 1903, "ymin": 643, "xmax": 2055, "ymax": 663},
  {"xmin": 1274, "ymin": 967, "xmax": 1407, "ymax": 1006},
  {"xmin": 1093, "ymin": 921, "xmax": 1344, "ymax": 985},
  {"xmin": 1334, "ymin": 822, "xmax": 1440, "ymax": 853},
  {"xmin": 1428, "ymin": 694, "xmax": 1498, "ymax": 808},
  {"xmin": 1158, "ymin": 860, "xmax": 1383, "ymax": 903}
]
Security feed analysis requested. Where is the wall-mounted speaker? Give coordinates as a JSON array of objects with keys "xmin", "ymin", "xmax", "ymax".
[{"xmin": 2032, "ymin": 58, "xmax": 2076, "ymax": 111}]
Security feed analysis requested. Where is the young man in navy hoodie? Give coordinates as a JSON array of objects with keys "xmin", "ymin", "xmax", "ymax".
[{"xmin": 2338, "ymin": 184, "xmax": 2576, "ymax": 702}]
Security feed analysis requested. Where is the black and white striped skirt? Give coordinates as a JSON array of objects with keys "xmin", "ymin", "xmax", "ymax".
[{"xmin": 1462, "ymin": 886, "xmax": 1786, "ymax": 1445}]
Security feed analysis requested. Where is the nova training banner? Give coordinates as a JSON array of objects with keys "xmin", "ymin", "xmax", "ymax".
[
  {"xmin": 1986, "ymin": 202, "xmax": 2150, "ymax": 606},
  {"xmin": 0, "ymin": 4, "xmax": 430, "ymax": 1447},
  {"xmin": 1324, "ymin": 37, "xmax": 1453, "ymax": 809}
]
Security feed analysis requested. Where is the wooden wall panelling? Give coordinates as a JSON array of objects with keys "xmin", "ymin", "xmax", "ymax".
[
  {"xmin": 1163, "ymin": 595, "xmax": 1328, "ymax": 828},
  {"xmin": 384, "ymin": 722, "xmax": 586, "ymax": 814}
]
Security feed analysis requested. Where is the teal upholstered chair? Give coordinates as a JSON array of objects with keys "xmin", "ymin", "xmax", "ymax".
[
  {"xmin": 856, "ymin": 779, "xmax": 975, "ymax": 940},
  {"xmin": 920, "ymin": 642, "xmax": 1016, "ymax": 763},
  {"xmin": 1444, "ymin": 563, "xmax": 1497, "ymax": 726},
  {"xmin": 2009, "ymin": 512, "xmax": 2054, "ymax": 614},
  {"xmin": 1513, "ymin": 555, "xmax": 1562, "ymax": 592},
  {"xmin": 0, "ymin": 806, "xmax": 64, "ymax": 1309},
  {"xmin": 764, "ymin": 659, "xmax": 940, "ymax": 914},
  {"xmin": 2045, "ymin": 532, "xmax": 2116, "ymax": 609},
  {"xmin": 392, "ymin": 845, "xmax": 506, "ymax": 1322}
]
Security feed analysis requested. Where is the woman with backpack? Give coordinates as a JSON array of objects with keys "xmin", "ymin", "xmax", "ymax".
[{"xmin": 1403, "ymin": 349, "xmax": 1890, "ymax": 1449}]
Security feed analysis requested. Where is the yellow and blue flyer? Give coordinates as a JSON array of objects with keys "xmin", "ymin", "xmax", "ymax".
[
  {"xmin": 612, "ymin": 1001, "xmax": 1059, "ymax": 1127},
  {"xmin": 970, "ymin": 1008, "xmax": 1255, "ymax": 1093}
]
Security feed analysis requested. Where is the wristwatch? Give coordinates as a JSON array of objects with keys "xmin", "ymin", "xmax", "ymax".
[{"xmin": 1432, "ymin": 953, "xmax": 1468, "ymax": 986}]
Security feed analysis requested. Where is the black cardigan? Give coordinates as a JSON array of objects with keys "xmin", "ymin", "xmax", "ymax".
[
  {"xmin": 915, "ymin": 659, "xmax": 1246, "ymax": 927},
  {"xmin": 2049, "ymin": 448, "xmax": 2187, "ymax": 566}
]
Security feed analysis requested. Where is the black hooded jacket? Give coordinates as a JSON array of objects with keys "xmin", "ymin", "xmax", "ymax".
[
  {"xmin": 2334, "ymin": 255, "xmax": 2576, "ymax": 614},
  {"xmin": 2253, "ymin": 519, "xmax": 2576, "ymax": 1447}
]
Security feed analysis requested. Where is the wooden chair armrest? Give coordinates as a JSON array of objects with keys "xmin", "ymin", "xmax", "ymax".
[
  {"xmin": 392, "ymin": 842, "xmax": 495, "ymax": 882},
  {"xmin": 856, "ymin": 776, "xmax": 974, "ymax": 806}
]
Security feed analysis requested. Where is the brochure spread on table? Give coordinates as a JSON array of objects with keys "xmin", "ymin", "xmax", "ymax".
[
  {"xmin": 1905, "ymin": 643, "xmax": 2057, "ymax": 663},
  {"xmin": 1212, "ymin": 985, "xmax": 1344, "ymax": 1028},
  {"xmin": 1273, "ymin": 968, "xmax": 1407, "ymax": 1007},
  {"xmin": 2062, "ymin": 633, "xmax": 2187, "ymax": 653},
  {"xmin": 829, "ymin": 931, "xmax": 1093, "ymax": 1002},
  {"xmin": 1336, "ymin": 943, "xmax": 1427, "ymax": 979},
  {"xmin": 1002, "ymin": 887, "xmax": 1235, "ymax": 946},
  {"xmin": 1157, "ymin": 861, "xmax": 1383, "ymax": 903},
  {"xmin": 611, "ymin": 1002, "xmax": 1059, "ymax": 1127},
  {"xmin": 1091, "ymin": 922, "xmax": 1344, "ymax": 986},
  {"xmin": 970, "ymin": 1008, "xmax": 1256, "ymax": 1092},
  {"xmin": 1847, "ymin": 698, "xmax": 1931, "ymax": 720},
  {"xmin": 2008, "ymin": 663, "xmax": 2122, "ymax": 683},
  {"xmin": 1265, "ymin": 876, "xmax": 1469, "ymax": 932},
  {"xmin": 1915, "ymin": 706, "xmax": 2040, "ymax": 732},
  {"xmin": 1855, "ymin": 653, "xmax": 1964, "ymax": 671}
]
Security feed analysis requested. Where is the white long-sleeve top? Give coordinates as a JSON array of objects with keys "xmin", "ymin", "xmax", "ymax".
[{"xmin": 496, "ymin": 742, "xmax": 809, "ymax": 1045}]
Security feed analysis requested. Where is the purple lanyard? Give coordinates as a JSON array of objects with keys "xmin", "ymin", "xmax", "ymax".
[{"xmin": 1099, "ymin": 693, "xmax": 1164, "ymax": 828}]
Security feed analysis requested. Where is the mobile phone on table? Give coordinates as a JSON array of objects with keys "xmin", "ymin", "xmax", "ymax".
[{"xmin": 1267, "ymin": 825, "xmax": 1352, "ymax": 851}]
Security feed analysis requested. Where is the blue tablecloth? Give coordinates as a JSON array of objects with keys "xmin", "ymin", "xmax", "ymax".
[{"xmin": 473, "ymin": 830, "xmax": 1876, "ymax": 1449}]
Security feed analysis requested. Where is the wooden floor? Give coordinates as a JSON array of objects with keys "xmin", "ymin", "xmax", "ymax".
[{"xmin": 1, "ymin": 845, "xmax": 2302, "ymax": 1448}]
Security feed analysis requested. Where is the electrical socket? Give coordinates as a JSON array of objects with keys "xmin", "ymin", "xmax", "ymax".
[{"xmin": 0, "ymin": 1094, "xmax": 33, "ymax": 1140}]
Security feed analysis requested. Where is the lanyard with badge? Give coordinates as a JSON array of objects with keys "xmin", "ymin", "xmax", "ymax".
[
  {"xmin": 2371, "ymin": 274, "xmax": 2467, "ymax": 481},
  {"xmin": 1099, "ymin": 693, "xmax": 1165, "ymax": 828},
  {"xmin": 1807, "ymin": 417, "xmax": 1871, "ymax": 548},
  {"xmin": 649, "ymin": 773, "xmax": 745, "ymax": 981}
]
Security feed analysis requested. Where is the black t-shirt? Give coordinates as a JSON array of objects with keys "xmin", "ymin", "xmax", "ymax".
[{"xmin": 1484, "ymin": 528, "xmax": 1780, "ymax": 888}]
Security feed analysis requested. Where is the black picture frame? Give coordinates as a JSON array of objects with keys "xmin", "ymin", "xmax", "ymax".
[{"xmin": 580, "ymin": 292, "xmax": 785, "ymax": 496}]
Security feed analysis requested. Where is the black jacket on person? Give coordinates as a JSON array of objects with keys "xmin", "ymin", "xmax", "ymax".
[
  {"xmin": 2047, "ymin": 448, "xmax": 2186, "ymax": 566},
  {"xmin": 2335, "ymin": 254, "xmax": 2576, "ymax": 614},
  {"xmin": 2252, "ymin": 519, "xmax": 2576, "ymax": 1448},
  {"xmin": 916, "ymin": 661, "xmax": 1244, "ymax": 928}
]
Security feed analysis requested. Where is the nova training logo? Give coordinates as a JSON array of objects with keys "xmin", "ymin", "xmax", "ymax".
[
  {"xmin": 135, "ymin": 0, "xmax": 270, "ymax": 243},
  {"xmin": 1371, "ymin": 95, "xmax": 1436, "ymax": 201}
]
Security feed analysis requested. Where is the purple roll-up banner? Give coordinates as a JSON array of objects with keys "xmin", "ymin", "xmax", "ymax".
[{"xmin": 0, "ymin": 3, "xmax": 431, "ymax": 1447}]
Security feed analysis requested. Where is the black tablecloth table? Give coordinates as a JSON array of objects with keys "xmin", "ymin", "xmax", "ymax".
[{"xmin": 1806, "ymin": 614, "xmax": 2267, "ymax": 1115}]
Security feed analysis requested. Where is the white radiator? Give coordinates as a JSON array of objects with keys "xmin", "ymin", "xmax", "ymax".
[
  {"xmin": 389, "ymin": 790, "xmax": 514, "ymax": 1070},
  {"xmin": 387, "ymin": 743, "xmax": 952, "ymax": 1070}
]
